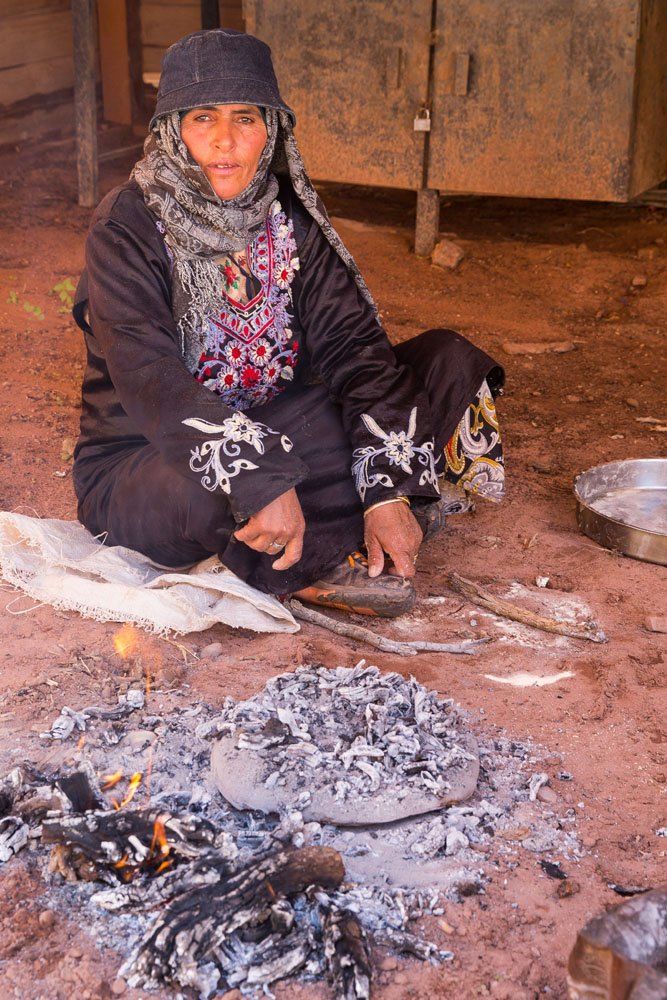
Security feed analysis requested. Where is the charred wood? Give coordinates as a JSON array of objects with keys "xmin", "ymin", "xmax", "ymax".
[
  {"xmin": 123, "ymin": 846, "xmax": 345, "ymax": 994},
  {"xmin": 322, "ymin": 905, "xmax": 372, "ymax": 1000}
]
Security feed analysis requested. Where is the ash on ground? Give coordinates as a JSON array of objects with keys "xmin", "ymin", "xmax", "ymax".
[{"xmin": 1, "ymin": 662, "xmax": 582, "ymax": 998}]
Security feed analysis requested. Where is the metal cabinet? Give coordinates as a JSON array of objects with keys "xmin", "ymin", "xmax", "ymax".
[
  {"xmin": 244, "ymin": 0, "xmax": 667, "ymax": 250},
  {"xmin": 244, "ymin": 0, "xmax": 433, "ymax": 190}
]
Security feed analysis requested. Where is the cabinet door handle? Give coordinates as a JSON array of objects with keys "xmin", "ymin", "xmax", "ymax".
[
  {"xmin": 384, "ymin": 46, "xmax": 405, "ymax": 93},
  {"xmin": 454, "ymin": 52, "xmax": 471, "ymax": 96}
]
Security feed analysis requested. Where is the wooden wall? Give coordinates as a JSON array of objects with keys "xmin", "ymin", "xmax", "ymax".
[
  {"xmin": 141, "ymin": 1, "xmax": 244, "ymax": 75},
  {"xmin": 0, "ymin": 1, "xmax": 74, "ymax": 110},
  {"xmin": 0, "ymin": 1, "xmax": 246, "ymax": 108}
]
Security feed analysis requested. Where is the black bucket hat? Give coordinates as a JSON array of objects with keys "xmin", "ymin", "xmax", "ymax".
[{"xmin": 150, "ymin": 29, "xmax": 295, "ymax": 130}]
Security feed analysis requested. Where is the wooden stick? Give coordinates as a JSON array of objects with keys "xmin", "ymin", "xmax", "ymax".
[
  {"xmin": 288, "ymin": 600, "xmax": 489, "ymax": 656},
  {"xmin": 448, "ymin": 573, "xmax": 607, "ymax": 643}
]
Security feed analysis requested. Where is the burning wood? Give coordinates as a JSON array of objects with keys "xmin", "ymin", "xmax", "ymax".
[
  {"xmin": 0, "ymin": 664, "xmax": 583, "ymax": 998},
  {"xmin": 42, "ymin": 802, "xmax": 227, "ymax": 882}
]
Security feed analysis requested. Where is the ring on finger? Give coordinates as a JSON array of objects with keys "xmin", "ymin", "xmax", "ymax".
[{"xmin": 268, "ymin": 540, "xmax": 285, "ymax": 553}]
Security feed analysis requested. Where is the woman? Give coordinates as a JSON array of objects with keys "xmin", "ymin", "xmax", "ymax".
[{"xmin": 73, "ymin": 29, "xmax": 504, "ymax": 618}]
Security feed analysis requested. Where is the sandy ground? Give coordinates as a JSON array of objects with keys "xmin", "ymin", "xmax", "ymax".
[{"xmin": 0, "ymin": 130, "xmax": 665, "ymax": 1000}]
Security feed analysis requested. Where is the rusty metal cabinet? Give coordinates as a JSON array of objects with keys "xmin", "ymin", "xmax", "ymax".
[
  {"xmin": 244, "ymin": 0, "xmax": 433, "ymax": 190},
  {"xmin": 428, "ymin": 0, "xmax": 666, "ymax": 202},
  {"xmin": 244, "ymin": 0, "xmax": 667, "ymax": 249}
]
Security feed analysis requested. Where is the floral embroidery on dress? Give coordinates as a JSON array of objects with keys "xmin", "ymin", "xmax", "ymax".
[
  {"xmin": 351, "ymin": 407, "xmax": 438, "ymax": 502},
  {"xmin": 182, "ymin": 412, "xmax": 293, "ymax": 494},
  {"xmin": 195, "ymin": 200, "xmax": 300, "ymax": 410}
]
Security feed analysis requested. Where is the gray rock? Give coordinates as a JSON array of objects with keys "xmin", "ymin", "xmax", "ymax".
[{"xmin": 445, "ymin": 830, "xmax": 469, "ymax": 855}]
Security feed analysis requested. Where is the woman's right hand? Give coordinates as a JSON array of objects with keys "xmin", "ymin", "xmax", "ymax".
[{"xmin": 233, "ymin": 487, "xmax": 305, "ymax": 570}]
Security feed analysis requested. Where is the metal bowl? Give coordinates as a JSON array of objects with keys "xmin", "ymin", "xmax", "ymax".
[{"xmin": 574, "ymin": 458, "xmax": 667, "ymax": 566}]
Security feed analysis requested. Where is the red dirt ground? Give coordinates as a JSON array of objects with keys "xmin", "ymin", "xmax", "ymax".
[{"xmin": 0, "ymin": 132, "xmax": 665, "ymax": 999}]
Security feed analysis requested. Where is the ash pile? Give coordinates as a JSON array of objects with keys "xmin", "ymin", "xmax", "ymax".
[{"xmin": 0, "ymin": 662, "xmax": 581, "ymax": 998}]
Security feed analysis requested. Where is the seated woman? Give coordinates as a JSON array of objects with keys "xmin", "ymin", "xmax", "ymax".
[{"xmin": 73, "ymin": 29, "xmax": 504, "ymax": 619}]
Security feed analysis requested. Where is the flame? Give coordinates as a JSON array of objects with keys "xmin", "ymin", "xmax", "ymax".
[
  {"xmin": 150, "ymin": 816, "xmax": 169, "ymax": 857},
  {"xmin": 113, "ymin": 771, "xmax": 142, "ymax": 810},
  {"xmin": 113, "ymin": 623, "xmax": 140, "ymax": 660},
  {"xmin": 148, "ymin": 815, "xmax": 173, "ymax": 876},
  {"xmin": 101, "ymin": 770, "xmax": 123, "ymax": 791}
]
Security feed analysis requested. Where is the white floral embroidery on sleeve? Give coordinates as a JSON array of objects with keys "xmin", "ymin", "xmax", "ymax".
[
  {"xmin": 182, "ymin": 412, "xmax": 293, "ymax": 495},
  {"xmin": 351, "ymin": 407, "xmax": 438, "ymax": 502}
]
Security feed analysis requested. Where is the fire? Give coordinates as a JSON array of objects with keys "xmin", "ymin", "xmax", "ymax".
[
  {"xmin": 112, "ymin": 623, "xmax": 154, "ymax": 700},
  {"xmin": 113, "ymin": 771, "xmax": 143, "ymax": 810},
  {"xmin": 149, "ymin": 815, "xmax": 174, "ymax": 875},
  {"xmin": 101, "ymin": 770, "xmax": 123, "ymax": 791},
  {"xmin": 113, "ymin": 623, "xmax": 140, "ymax": 660}
]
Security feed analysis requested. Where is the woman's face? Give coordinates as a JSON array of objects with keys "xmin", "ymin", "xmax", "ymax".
[{"xmin": 180, "ymin": 104, "xmax": 267, "ymax": 200}]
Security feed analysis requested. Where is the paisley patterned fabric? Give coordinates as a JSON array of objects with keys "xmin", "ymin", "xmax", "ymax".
[{"xmin": 443, "ymin": 380, "xmax": 505, "ymax": 501}]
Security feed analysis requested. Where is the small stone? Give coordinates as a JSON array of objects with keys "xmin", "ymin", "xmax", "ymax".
[
  {"xmin": 557, "ymin": 878, "xmax": 581, "ymax": 898},
  {"xmin": 111, "ymin": 981, "xmax": 127, "ymax": 996},
  {"xmin": 161, "ymin": 660, "xmax": 187, "ymax": 686},
  {"xmin": 625, "ymin": 397, "xmax": 639, "ymax": 408},
  {"xmin": 38, "ymin": 909, "xmax": 55, "ymax": 929},
  {"xmin": 546, "ymin": 576, "xmax": 574, "ymax": 593},
  {"xmin": 432, "ymin": 238, "xmax": 465, "ymax": 270},
  {"xmin": 380, "ymin": 956, "xmax": 399, "ymax": 971},
  {"xmin": 123, "ymin": 730, "xmax": 152, "ymax": 751},
  {"xmin": 537, "ymin": 786, "xmax": 558, "ymax": 804},
  {"xmin": 200, "ymin": 642, "xmax": 223, "ymax": 659},
  {"xmin": 566, "ymin": 394, "xmax": 581, "ymax": 403},
  {"xmin": 645, "ymin": 616, "xmax": 667, "ymax": 634},
  {"xmin": 631, "ymin": 274, "xmax": 648, "ymax": 288},
  {"xmin": 68, "ymin": 947, "xmax": 83, "ymax": 959},
  {"xmin": 636, "ymin": 246, "xmax": 656, "ymax": 260},
  {"xmin": 445, "ymin": 829, "xmax": 469, "ymax": 855},
  {"xmin": 502, "ymin": 340, "xmax": 575, "ymax": 356}
]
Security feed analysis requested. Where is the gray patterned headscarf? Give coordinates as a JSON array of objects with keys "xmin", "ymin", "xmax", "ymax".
[{"xmin": 132, "ymin": 108, "xmax": 377, "ymax": 371}]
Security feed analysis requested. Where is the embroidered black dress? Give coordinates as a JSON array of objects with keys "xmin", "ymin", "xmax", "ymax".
[{"xmin": 73, "ymin": 177, "xmax": 503, "ymax": 595}]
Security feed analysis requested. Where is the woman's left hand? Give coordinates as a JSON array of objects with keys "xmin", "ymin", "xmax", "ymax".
[{"xmin": 364, "ymin": 501, "xmax": 423, "ymax": 579}]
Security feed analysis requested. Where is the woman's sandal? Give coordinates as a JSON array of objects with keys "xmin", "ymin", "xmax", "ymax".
[{"xmin": 293, "ymin": 551, "xmax": 416, "ymax": 618}]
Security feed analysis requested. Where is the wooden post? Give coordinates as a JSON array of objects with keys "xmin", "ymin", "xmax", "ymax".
[
  {"xmin": 200, "ymin": 0, "xmax": 221, "ymax": 29},
  {"xmin": 72, "ymin": 0, "xmax": 98, "ymax": 208},
  {"xmin": 414, "ymin": 188, "xmax": 439, "ymax": 256},
  {"xmin": 98, "ymin": 0, "xmax": 132, "ymax": 126}
]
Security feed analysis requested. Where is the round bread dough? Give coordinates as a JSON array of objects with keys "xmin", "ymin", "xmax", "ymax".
[{"xmin": 210, "ymin": 730, "xmax": 479, "ymax": 826}]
